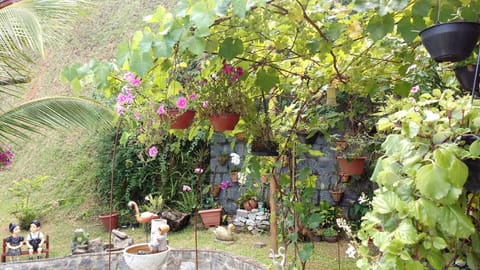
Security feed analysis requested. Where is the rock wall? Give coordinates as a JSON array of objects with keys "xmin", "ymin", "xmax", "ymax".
[{"xmin": 210, "ymin": 133, "xmax": 373, "ymax": 214}]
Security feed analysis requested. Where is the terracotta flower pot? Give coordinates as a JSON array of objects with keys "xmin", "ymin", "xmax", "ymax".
[
  {"xmin": 209, "ymin": 113, "xmax": 240, "ymax": 131},
  {"xmin": 159, "ymin": 109, "xmax": 196, "ymax": 129},
  {"xmin": 329, "ymin": 190, "xmax": 344, "ymax": 203},
  {"xmin": 98, "ymin": 212, "xmax": 119, "ymax": 232},
  {"xmin": 198, "ymin": 208, "xmax": 222, "ymax": 228},
  {"xmin": 230, "ymin": 172, "xmax": 239, "ymax": 183},
  {"xmin": 337, "ymin": 156, "xmax": 366, "ymax": 175}
]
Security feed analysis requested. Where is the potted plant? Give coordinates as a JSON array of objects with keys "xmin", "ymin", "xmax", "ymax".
[
  {"xmin": 322, "ymin": 226, "xmax": 338, "ymax": 243},
  {"xmin": 238, "ymin": 187, "xmax": 258, "ymax": 211},
  {"xmin": 196, "ymin": 60, "xmax": 250, "ymax": 131},
  {"xmin": 228, "ymin": 152, "xmax": 242, "ymax": 183},
  {"xmin": 419, "ymin": 21, "xmax": 480, "ymax": 63},
  {"xmin": 98, "ymin": 204, "xmax": 119, "ymax": 232},
  {"xmin": 335, "ymin": 133, "xmax": 369, "ymax": 176}
]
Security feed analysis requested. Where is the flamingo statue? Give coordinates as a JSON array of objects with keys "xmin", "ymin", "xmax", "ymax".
[{"xmin": 127, "ymin": 201, "xmax": 158, "ymax": 223}]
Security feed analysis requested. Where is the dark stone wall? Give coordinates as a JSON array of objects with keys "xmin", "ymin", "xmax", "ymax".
[{"xmin": 210, "ymin": 133, "xmax": 373, "ymax": 214}]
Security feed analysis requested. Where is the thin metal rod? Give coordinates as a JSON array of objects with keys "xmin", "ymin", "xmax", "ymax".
[
  {"xmin": 470, "ymin": 46, "xmax": 480, "ymax": 103},
  {"xmin": 436, "ymin": 0, "xmax": 441, "ymax": 24}
]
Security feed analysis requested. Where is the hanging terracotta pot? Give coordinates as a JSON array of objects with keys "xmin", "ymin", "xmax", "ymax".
[
  {"xmin": 340, "ymin": 173, "xmax": 350, "ymax": 183},
  {"xmin": 160, "ymin": 109, "xmax": 196, "ymax": 129},
  {"xmin": 419, "ymin": 22, "xmax": 480, "ymax": 63},
  {"xmin": 454, "ymin": 65, "xmax": 480, "ymax": 92},
  {"xmin": 209, "ymin": 113, "xmax": 240, "ymax": 131},
  {"xmin": 337, "ymin": 156, "xmax": 366, "ymax": 175},
  {"xmin": 329, "ymin": 190, "xmax": 344, "ymax": 203}
]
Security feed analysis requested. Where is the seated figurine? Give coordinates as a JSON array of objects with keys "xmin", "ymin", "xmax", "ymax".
[
  {"xmin": 26, "ymin": 220, "xmax": 44, "ymax": 260},
  {"xmin": 5, "ymin": 222, "xmax": 24, "ymax": 262}
]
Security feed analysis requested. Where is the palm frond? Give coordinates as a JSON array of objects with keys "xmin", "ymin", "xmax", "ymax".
[{"xmin": 0, "ymin": 96, "xmax": 114, "ymax": 144}]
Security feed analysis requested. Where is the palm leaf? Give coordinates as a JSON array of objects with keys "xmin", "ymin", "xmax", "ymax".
[{"xmin": 0, "ymin": 96, "xmax": 113, "ymax": 144}]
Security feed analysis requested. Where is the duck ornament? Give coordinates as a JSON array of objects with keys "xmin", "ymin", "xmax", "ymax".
[{"xmin": 214, "ymin": 223, "xmax": 235, "ymax": 242}]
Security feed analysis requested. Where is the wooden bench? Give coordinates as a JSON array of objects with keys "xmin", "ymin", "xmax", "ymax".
[{"xmin": 1, "ymin": 235, "xmax": 49, "ymax": 262}]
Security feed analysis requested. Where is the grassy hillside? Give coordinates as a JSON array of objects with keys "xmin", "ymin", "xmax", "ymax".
[{"xmin": 0, "ymin": 0, "xmax": 171, "ymax": 257}]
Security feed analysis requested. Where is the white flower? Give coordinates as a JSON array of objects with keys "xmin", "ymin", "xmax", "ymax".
[
  {"xmin": 237, "ymin": 172, "xmax": 246, "ymax": 185},
  {"xmin": 346, "ymin": 243, "xmax": 356, "ymax": 258},
  {"xmin": 358, "ymin": 192, "xmax": 368, "ymax": 204},
  {"xmin": 336, "ymin": 218, "xmax": 351, "ymax": 235},
  {"xmin": 230, "ymin": 152, "xmax": 241, "ymax": 166}
]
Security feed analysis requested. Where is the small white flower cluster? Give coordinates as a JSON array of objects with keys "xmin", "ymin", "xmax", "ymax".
[
  {"xmin": 336, "ymin": 217, "xmax": 356, "ymax": 258},
  {"xmin": 358, "ymin": 192, "xmax": 369, "ymax": 205},
  {"xmin": 230, "ymin": 152, "xmax": 241, "ymax": 165}
]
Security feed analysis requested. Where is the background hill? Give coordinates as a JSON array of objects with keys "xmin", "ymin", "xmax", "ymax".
[{"xmin": 0, "ymin": 0, "xmax": 170, "ymax": 257}]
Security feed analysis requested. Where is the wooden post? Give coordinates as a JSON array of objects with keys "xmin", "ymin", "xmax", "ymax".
[{"xmin": 270, "ymin": 174, "xmax": 278, "ymax": 254}]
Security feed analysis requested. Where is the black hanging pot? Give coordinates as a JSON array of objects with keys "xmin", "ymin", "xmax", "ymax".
[
  {"xmin": 463, "ymin": 158, "xmax": 480, "ymax": 191},
  {"xmin": 419, "ymin": 22, "xmax": 480, "ymax": 63},
  {"xmin": 454, "ymin": 65, "xmax": 480, "ymax": 92},
  {"xmin": 297, "ymin": 131, "xmax": 319, "ymax": 145}
]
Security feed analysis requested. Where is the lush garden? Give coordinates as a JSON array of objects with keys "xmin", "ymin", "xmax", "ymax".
[{"xmin": 2, "ymin": 0, "xmax": 480, "ymax": 269}]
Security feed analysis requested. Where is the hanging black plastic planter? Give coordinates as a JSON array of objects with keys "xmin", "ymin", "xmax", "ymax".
[
  {"xmin": 454, "ymin": 64, "xmax": 480, "ymax": 92},
  {"xmin": 419, "ymin": 22, "xmax": 480, "ymax": 63},
  {"xmin": 251, "ymin": 138, "xmax": 279, "ymax": 156}
]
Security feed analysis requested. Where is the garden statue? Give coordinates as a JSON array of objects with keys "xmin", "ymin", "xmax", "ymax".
[
  {"xmin": 27, "ymin": 219, "xmax": 44, "ymax": 260},
  {"xmin": 149, "ymin": 220, "xmax": 170, "ymax": 253},
  {"xmin": 128, "ymin": 201, "xmax": 158, "ymax": 223},
  {"xmin": 5, "ymin": 222, "xmax": 24, "ymax": 262},
  {"xmin": 213, "ymin": 224, "xmax": 235, "ymax": 242},
  {"xmin": 70, "ymin": 228, "xmax": 89, "ymax": 254},
  {"xmin": 270, "ymin": 246, "xmax": 285, "ymax": 270}
]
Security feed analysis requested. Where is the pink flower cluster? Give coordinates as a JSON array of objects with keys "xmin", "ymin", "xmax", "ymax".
[
  {"xmin": 220, "ymin": 180, "xmax": 232, "ymax": 190},
  {"xmin": 182, "ymin": 185, "xmax": 192, "ymax": 192},
  {"xmin": 116, "ymin": 72, "xmax": 141, "ymax": 115},
  {"xmin": 0, "ymin": 147, "xmax": 14, "ymax": 170},
  {"xmin": 222, "ymin": 63, "xmax": 243, "ymax": 84}
]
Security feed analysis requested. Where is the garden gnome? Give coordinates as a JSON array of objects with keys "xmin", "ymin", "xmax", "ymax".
[
  {"xmin": 5, "ymin": 222, "xmax": 24, "ymax": 262},
  {"xmin": 27, "ymin": 219, "xmax": 44, "ymax": 260}
]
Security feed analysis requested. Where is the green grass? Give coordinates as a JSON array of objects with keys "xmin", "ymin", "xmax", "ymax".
[{"xmin": 0, "ymin": 0, "xmax": 358, "ymax": 269}]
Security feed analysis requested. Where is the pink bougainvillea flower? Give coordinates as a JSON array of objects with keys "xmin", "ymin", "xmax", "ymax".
[
  {"xmin": 156, "ymin": 104, "xmax": 166, "ymax": 115},
  {"xmin": 222, "ymin": 63, "xmax": 235, "ymax": 74},
  {"xmin": 182, "ymin": 185, "xmax": 192, "ymax": 192},
  {"xmin": 202, "ymin": 101, "xmax": 208, "ymax": 108},
  {"xmin": 0, "ymin": 147, "xmax": 13, "ymax": 170},
  {"xmin": 148, "ymin": 146, "xmax": 158, "ymax": 157},
  {"xmin": 124, "ymin": 72, "xmax": 141, "ymax": 87},
  {"xmin": 194, "ymin": 168, "xmax": 204, "ymax": 174},
  {"xmin": 411, "ymin": 85, "xmax": 419, "ymax": 93},
  {"xmin": 116, "ymin": 105, "xmax": 124, "ymax": 115},
  {"xmin": 189, "ymin": 93, "xmax": 197, "ymax": 99},
  {"xmin": 176, "ymin": 96, "xmax": 187, "ymax": 109}
]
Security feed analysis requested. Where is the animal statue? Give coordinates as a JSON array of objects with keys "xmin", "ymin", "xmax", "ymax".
[
  {"xmin": 149, "ymin": 223, "xmax": 170, "ymax": 253},
  {"xmin": 127, "ymin": 201, "xmax": 158, "ymax": 223},
  {"xmin": 270, "ymin": 246, "xmax": 286, "ymax": 270},
  {"xmin": 213, "ymin": 224, "xmax": 235, "ymax": 241}
]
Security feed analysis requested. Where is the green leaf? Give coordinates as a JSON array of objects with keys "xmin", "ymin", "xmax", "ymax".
[
  {"xmin": 467, "ymin": 253, "xmax": 480, "ymax": 270},
  {"xmin": 255, "ymin": 69, "xmax": 279, "ymax": 92},
  {"xmin": 412, "ymin": 198, "xmax": 437, "ymax": 227},
  {"xmin": 393, "ymin": 219, "xmax": 417, "ymax": 244},
  {"xmin": 366, "ymin": 14, "xmax": 394, "ymax": 41},
  {"xmin": 439, "ymin": 205, "xmax": 475, "ymax": 238},
  {"xmin": 415, "ymin": 164, "xmax": 450, "ymax": 200},
  {"xmin": 299, "ymin": 243, "xmax": 313, "ymax": 263},
  {"xmin": 129, "ymin": 51, "xmax": 153, "ymax": 77},
  {"xmin": 448, "ymin": 157, "xmax": 468, "ymax": 188},
  {"xmin": 426, "ymin": 249, "xmax": 445, "ymax": 270},
  {"xmin": 470, "ymin": 140, "xmax": 480, "ymax": 156},
  {"xmin": 232, "ymin": 0, "xmax": 247, "ymax": 18},
  {"xmin": 218, "ymin": 37, "xmax": 244, "ymax": 60},
  {"xmin": 372, "ymin": 191, "xmax": 401, "ymax": 214},
  {"xmin": 185, "ymin": 35, "xmax": 206, "ymax": 55},
  {"xmin": 190, "ymin": 1, "xmax": 216, "ymax": 33},
  {"xmin": 393, "ymin": 80, "xmax": 411, "ymax": 97}
]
